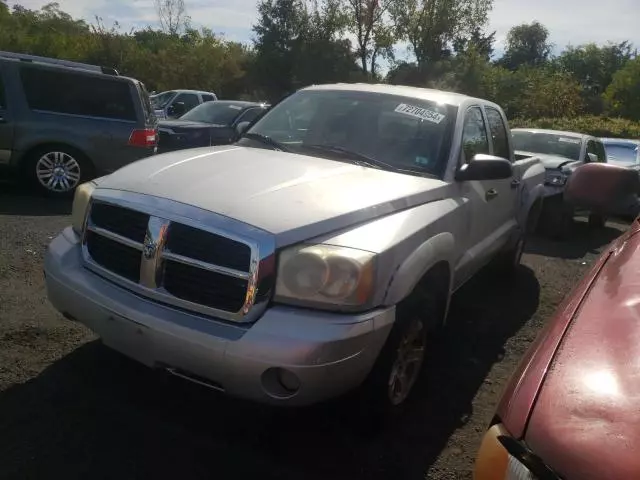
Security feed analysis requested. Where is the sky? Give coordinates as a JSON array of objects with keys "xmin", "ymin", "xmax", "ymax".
[{"xmin": 11, "ymin": 0, "xmax": 640, "ymax": 60}]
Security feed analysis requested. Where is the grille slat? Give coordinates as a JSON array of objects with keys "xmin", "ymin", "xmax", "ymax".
[
  {"xmin": 90, "ymin": 203, "xmax": 149, "ymax": 243},
  {"xmin": 167, "ymin": 223, "xmax": 251, "ymax": 272},
  {"xmin": 84, "ymin": 201, "xmax": 254, "ymax": 317},
  {"xmin": 86, "ymin": 231, "xmax": 141, "ymax": 282}
]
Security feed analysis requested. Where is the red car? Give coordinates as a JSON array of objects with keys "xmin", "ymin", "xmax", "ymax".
[{"xmin": 474, "ymin": 163, "xmax": 640, "ymax": 480}]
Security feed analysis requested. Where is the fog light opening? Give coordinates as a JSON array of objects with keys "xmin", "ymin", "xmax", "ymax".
[{"xmin": 261, "ymin": 367, "xmax": 301, "ymax": 399}]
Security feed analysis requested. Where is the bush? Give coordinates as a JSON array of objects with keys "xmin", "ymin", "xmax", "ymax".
[{"xmin": 509, "ymin": 115, "xmax": 640, "ymax": 139}]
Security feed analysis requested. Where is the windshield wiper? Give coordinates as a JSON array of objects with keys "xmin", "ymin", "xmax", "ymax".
[
  {"xmin": 243, "ymin": 132, "xmax": 288, "ymax": 152},
  {"xmin": 304, "ymin": 144, "xmax": 434, "ymax": 177}
]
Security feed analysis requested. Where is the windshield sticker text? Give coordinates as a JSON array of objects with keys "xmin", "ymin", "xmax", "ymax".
[
  {"xmin": 394, "ymin": 103, "xmax": 446, "ymax": 124},
  {"xmin": 558, "ymin": 137, "xmax": 581, "ymax": 145}
]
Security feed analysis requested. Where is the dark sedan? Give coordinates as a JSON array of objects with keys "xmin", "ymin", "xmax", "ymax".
[{"xmin": 157, "ymin": 100, "xmax": 269, "ymax": 153}]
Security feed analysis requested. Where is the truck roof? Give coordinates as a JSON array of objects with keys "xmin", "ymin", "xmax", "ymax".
[
  {"xmin": 302, "ymin": 83, "xmax": 498, "ymax": 108},
  {"xmin": 512, "ymin": 128, "xmax": 590, "ymax": 139}
]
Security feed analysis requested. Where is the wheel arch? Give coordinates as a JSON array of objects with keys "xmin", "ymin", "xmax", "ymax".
[
  {"xmin": 383, "ymin": 232, "xmax": 455, "ymax": 328},
  {"xmin": 16, "ymin": 141, "xmax": 93, "ymax": 170}
]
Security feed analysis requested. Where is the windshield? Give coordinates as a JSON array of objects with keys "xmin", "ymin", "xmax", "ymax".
[
  {"xmin": 180, "ymin": 102, "xmax": 245, "ymax": 125},
  {"xmin": 243, "ymin": 89, "xmax": 457, "ymax": 177},
  {"xmin": 604, "ymin": 143, "xmax": 639, "ymax": 165},
  {"xmin": 512, "ymin": 131, "xmax": 582, "ymax": 161},
  {"xmin": 150, "ymin": 91, "xmax": 176, "ymax": 109}
]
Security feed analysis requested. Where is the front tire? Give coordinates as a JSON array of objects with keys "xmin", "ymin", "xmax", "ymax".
[
  {"xmin": 24, "ymin": 146, "xmax": 94, "ymax": 197},
  {"xmin": 359, "ymin": 291, "xmax": 438, "ymax": 417}
]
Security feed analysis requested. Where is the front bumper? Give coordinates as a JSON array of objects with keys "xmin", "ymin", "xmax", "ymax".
[{"xmin": 44, "ymin": 228, "xmax": 395, "ymax": 406}]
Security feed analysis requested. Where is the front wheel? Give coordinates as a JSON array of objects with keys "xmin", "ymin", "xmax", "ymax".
[
  {"xmin": 24, "ymin": 146, "xmax": 94, "ymax": 197},
  {"xmin": 359, "ymin": 292, "xmax": 438, "ymax": 417}
]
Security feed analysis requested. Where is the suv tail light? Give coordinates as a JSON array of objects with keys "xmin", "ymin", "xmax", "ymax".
[{"xmin": 128, "ymin": 128, "xmax": 157, "ymax": 148}]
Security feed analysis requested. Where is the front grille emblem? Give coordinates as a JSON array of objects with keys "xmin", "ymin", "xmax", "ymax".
[{"xmin": 139, "ymin": 216, "xmax": 170, "ymax": 288}]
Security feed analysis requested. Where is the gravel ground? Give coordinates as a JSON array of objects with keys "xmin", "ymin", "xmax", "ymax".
[{"xmin": 0, "ymin": 181, "xmax": 628, "ymax": 480}]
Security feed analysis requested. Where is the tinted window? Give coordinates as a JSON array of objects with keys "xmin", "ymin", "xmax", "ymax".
[
  {"xmin": 180, "ymin": 102, "xmax": 246, "ymax": 125},
  {"xmin": 586, "ymin": 140, "xmax": 600, "ymax": 162},
  {"xmin": 595, "ymin": 141, "xmax": 607, "ymax": 162},
  {"xmin": 20, "ymin": 66, "xmax": 136, "ymax": 121},
  {"xmin": 246, "ymin": 89, "xmax": 457, "ymax": 178},
  {"xmin": 461, "ymin": 107, "xmax": 489, "ymax": 162},
  {"xmin": 173, "ymin": 93, "xmax": 199, "ymax": 112},
  {"xmin": 485, "ymin": 107, "xmax": 510, "ymax": 160},
  {"xmin": 201, "ymin": 94, "xmax": 215, "ymax": 102},
  {"xmin": 512, "ymin": 131, "xmax": 582, "ymax": 161},
  {"xmin": 236, "ymin": 108, "xmax": 264, "ymax": 124}
]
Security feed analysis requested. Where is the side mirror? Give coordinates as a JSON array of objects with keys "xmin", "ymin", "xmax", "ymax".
[
  {"xmin": 564, "ymin": 163, "xmax": 640, "ymax": 216},
  {"xmin": 169, "ymin": 101, "xmax": 186, "ymax": 117},
  {"xmin": 235, "ymin": 121, "xmax": 251, "ymax": 137},
  {"xmin": 456, "ymin": 154, "xmax": 514, "ymax": 182},
  {"xmin": 587, "ymin": 153, "xmax": 598, "ymax": 163}
]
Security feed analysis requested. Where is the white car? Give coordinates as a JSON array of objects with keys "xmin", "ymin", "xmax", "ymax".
[
  {"xmin": 45, "ymin": 84, "xmax": 545, "ymax": 413},
  {"xmin": 150, "ymin": 89, "xmax": 218, "ymax": 119}
]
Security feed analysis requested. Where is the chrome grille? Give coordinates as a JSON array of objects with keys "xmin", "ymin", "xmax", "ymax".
[{"xmin": 81, "ymin": 193, "xmax": 275, "ymax": 323}]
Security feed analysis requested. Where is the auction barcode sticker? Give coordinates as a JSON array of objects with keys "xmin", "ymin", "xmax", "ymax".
[{"xmin": 394, "ymin": 103, "xmax": 446, "ymax": 124}]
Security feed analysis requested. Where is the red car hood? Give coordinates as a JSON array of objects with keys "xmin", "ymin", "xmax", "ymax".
[{"xmin": 525, "ymin": 221, "xmax": 640, "ymax": 479}]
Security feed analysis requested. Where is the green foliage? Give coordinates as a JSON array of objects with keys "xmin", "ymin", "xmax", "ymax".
[
  {"xmin": 603, "ymin": 57, "xmax": 640, "ymax": 121},
  {"xmin": 499, "ymin": 21, "xmax": 551, "ymax": 70},
  {"xmin": 510, "ymin": 116, "xmax": 640, "ymax": 139}
]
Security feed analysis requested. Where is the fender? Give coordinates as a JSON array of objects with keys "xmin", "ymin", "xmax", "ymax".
[
  {"xmin": 12, "ymin": 136, "xmax": 90, "ymax": 168},
  {"xmin": 383, "ymin": 232, "xmax": 455, "ymax": 307},
  {"xmin": 518, "ymin": 182, "xmax": 546, "ymax": 230}
]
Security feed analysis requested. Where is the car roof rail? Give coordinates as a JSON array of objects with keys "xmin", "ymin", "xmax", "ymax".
[{"xmin": 0, "ymin": 50, "xmax": 119, "ymax": 76}]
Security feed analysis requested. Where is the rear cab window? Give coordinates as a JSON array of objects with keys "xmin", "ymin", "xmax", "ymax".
[{"xmin": 19, "ymin": 65, "xmax": 136, "ymax": 121}]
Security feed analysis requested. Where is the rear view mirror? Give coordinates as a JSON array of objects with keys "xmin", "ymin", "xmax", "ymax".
[
  {"xmin": 456, "ymin": 154, "xmax": 513, "ymax": 181},
  {"xmin": 564, "ymin": 163, "xmax": 640, "ymax": 216}
]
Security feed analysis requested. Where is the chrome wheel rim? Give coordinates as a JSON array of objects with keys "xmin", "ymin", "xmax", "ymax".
[
  {"xmin": 388, "ymin": 318, "xmax": 426, "ymax": 406},
  {"xmin": 36, "ymin": 151, "xmax": 81, "ymax": 192}
]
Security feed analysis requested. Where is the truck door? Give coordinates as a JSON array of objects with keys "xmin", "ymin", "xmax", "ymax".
[
  {"xmin": 0, "ymin": 65, "xmax": 14, "ymax": 166},
  {"xmin": 457, "ymin": 106, "xmax": 517, "ymax": 280}
]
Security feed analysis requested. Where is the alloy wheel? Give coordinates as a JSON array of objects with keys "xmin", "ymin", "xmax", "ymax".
[
  {"xmin": 36, "ymin": 151, "xmax": 81, "ymax": 193},
  {"xmin": 388, "ymin": 318, "xmax": 426, "ymax": 406}
]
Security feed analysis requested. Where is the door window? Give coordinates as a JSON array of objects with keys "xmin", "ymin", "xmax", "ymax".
[
  {"xmin": 586, "ymin": 140, "xmax": 601, "ymax": 162},
  {"xmin": 173, "ymin": 93, "xmax": 199, "ymax": 112},
  {"xmin": 461, "ymin": 107, "xmax": 490, "ymax": 163},
  {"xmin": 201, "ymin": 94, "xmax": 215, "ymax": 102},
  {"xmin": 594, "ymin": 141, "xmax": 607, "ymax": 162},
  {"xmin": 485, "ymin": 107, "xmax": 510, "ymax": 160}
]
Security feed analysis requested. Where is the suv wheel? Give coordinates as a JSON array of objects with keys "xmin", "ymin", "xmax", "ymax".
[{"xmin": 25, "ymin": 146, "xmax": 93, "ymax": 197}]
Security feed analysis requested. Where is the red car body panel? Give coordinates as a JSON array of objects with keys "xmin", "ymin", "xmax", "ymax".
[
  {"xmin": 496, "ymin": 221, "xmax": 640, "ymax": 456},
  {"xmin": 525, "ymin": 221, "xmax": 640, "ymax": 479}
]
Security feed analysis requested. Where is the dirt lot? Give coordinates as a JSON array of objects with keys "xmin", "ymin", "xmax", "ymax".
[{"xmin": 0, "ymin": 182, "xmax": 628, "ymax": 480}]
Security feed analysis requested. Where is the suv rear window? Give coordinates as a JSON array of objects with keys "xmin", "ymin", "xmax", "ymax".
[{"xmin": 19, "ymin": 65, "xmax": 136, "ymax": 121}]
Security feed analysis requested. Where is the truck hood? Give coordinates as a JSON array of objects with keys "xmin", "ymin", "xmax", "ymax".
[
  {"xmin": 97, "ymin": 146, "xmax": 448, "ymax": 246},
  {"xmin": 525, "ymin": 222, "xmax": 640, "ymax": 479}
]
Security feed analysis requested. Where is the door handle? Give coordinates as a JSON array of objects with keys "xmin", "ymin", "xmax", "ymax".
[
  {"xmin": 511, "ymin": 179, "xmax": 521, "ymax": 189},
  {"xmin": 485, "ymin": 188, "xmax": 499, "ymax": 201}
]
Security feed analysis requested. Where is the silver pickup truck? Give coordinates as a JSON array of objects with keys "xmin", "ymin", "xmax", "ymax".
[{"xmin": 45, "ymin": 84, "xmax": 545, "ymax": 413}]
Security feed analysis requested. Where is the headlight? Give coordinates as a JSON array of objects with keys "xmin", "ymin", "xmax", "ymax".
[
  {"xmin": 545, "ymin": 171, "xmax": 567, "ymax": 186},
  {"xmin": 71, "ymin": 181, "xmax": 96, "ymax": 234},
  {"xmin": 474, "ymin": 423, "xmax": 559, "ymax": 480},
  {"xmin": 274, "ymin": 244, "xmax": 376, "ymax": 308}
]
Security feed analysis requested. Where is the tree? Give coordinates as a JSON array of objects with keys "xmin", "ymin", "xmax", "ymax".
[
  {"xmin": 342, "ymin": 0, "xmax": 395, "ymax": 75},
  {"xmin": 604, "ymin": 56, "xmax": 640, "ymax": 120},
  {"xmin": 154, "ymin": 0, "xmax": 189, "ymax": 35},
  {"xmin": 390, "ymin": 0, "xmax": 492, "ymax": 69},
  {"xmin": 499, "ymin": 21, "xmax": 551, "ymax": 70}
]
